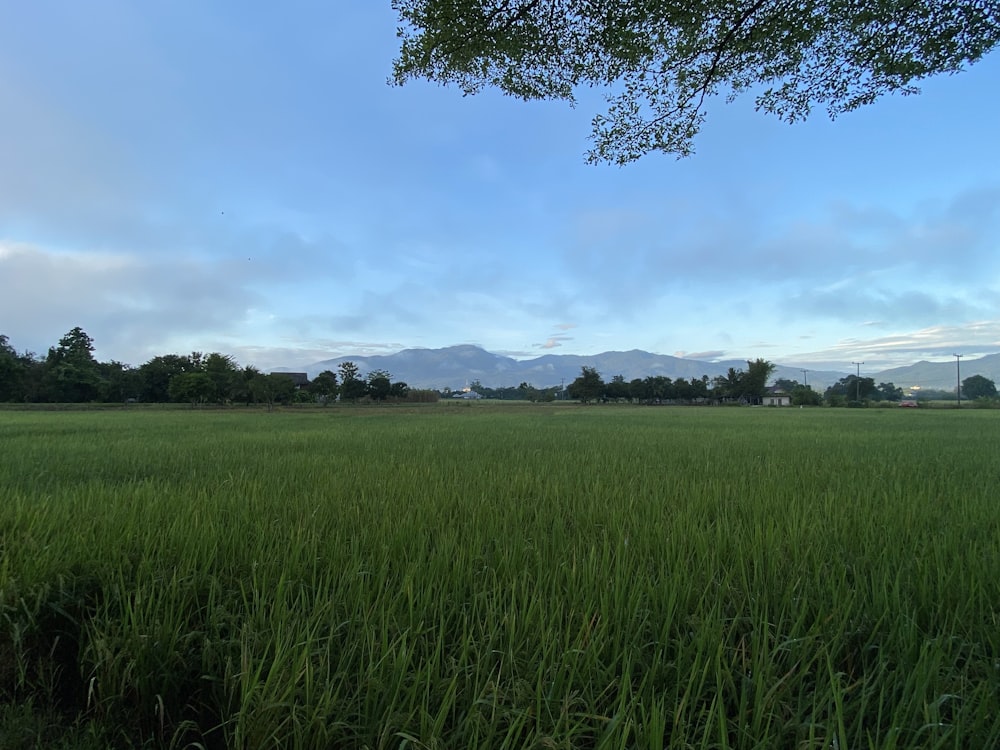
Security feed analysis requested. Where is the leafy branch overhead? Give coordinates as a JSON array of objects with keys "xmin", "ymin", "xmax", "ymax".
[{"xmin": 391, "ymin": 0, "xmax": 1000, "ymax": 163}]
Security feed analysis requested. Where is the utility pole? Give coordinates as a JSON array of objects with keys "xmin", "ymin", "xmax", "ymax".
[
  {"xmin": 800, "ymin": 369, "xmax": 809, "ymax": 388},
  {"xmin": 851, "ymin": 362, "xmax": 864, "ymax": 402},
  {"xmin": 953, "ymin": 354, "xmax": 963, "ymax": 408}
]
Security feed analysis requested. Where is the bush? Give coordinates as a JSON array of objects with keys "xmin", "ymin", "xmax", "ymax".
[{"xmin": 405, "ymin": 389, "xmax": 440, "ymax": 403}]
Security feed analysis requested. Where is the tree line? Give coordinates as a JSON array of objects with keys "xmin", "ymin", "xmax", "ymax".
[
  {"xmin": 553, "ymin": 363, "xmax": 997, "ymax": 407},
  {"xmin": 441, "ymin": 359, "xmax": 782, "ymax": 404},
  {"xmin": 0, "ymin": 328, "xmax": 427, "ymax": 406},
  {"xmin": 819, "ymin": 372, "xmax": 997, "ymax": 405},
  {"xmin": 562, "ymin": 359, "xmax": 782, "ymax": 404},
  {"xmin": 3, "ymin": 328, "xmax": 996, "ymax": 407}
]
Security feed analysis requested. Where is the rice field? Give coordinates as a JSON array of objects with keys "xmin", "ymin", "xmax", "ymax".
[{"xmin": 2, "ymin": 404, "xmax": 1000, "ymax": 749}]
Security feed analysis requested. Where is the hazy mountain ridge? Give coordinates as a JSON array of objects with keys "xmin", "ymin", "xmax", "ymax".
[
  {"xmin": 292, "ymin": 346, "xmax": 1000, "ymax": 392},
  {"xmin": 872, "ymin": 353, "xmax": 1000, "ymax": 391},
  {"xmin": 294, "ymin": 345, "xmax": 824, "ymax": 390}
]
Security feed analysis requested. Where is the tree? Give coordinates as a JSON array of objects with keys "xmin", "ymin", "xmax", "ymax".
[
  {"xmin": 168, "ymin": 372, "xmax": 214, "ymax": 406},
  {"xmin": 137, "ymin": 354, "xmax": 198, "ymax": 402},
  {"xmin": 743, "ymin": 359, "xmax": 776, "ymax": 404},
  {"xmin": 392, "ymin": 0, "xmax": 999, "ymax": 163},
  {"xmin": 773, "ymin": 378, "xmax": 800, "ymax": 393},
  {"xmin": 40, "ymin": 327, "xmax": 102, "ymax": 402},
  {"xmin": 790, "ymin": 385, "xmax": 822, "ymax": 406},
  {"xmin": 338, "ymin": 361, "xmax": 367, "ymax": 402},
  {"xmin": 366, "ymin": 369, "xmax": 393, "ymax": 401},
  {"xmin": 518, "ymin": 381, "xmax": 540, "ymax": 401},
  {"xmin": 825, "ymin": 375, "xmax": 876, "ymax": 404},
  {"xmin": 874, "ymin": 381, "xmax": 904, "ymax": 402},
  {"xmin": 962, "ymin": 374, "xmax": 998, "ymax": 400},
  {"xmin": 713, "ymin": 368, "xmax": 745, "ymax": 401},
  {"xmin": 234, "ymin": 365, "xmax": 263, "ymax": 405},
  {"xmin": 0, "ymin": 334, "xmax": 30, "ymax": 402},
  {"xmin": 628, "ymin": 378, "xmax": 645, "ymax": 403},
  {"xmin": 710, "ymin": 360, "xmax": 773, "ymax": 403},
  {"xmin": 673, "ymin": 377, "xmax": 694, "ymax": 401},
  {"xmin": 567, "ymin": 366, "xmax": 604, "ymax": 403},
  {"xmin": 99, "ymin": 360, "xmax": 141, "ymax": 403},
  {"xmin": 202, "ymin": 352, "xmax": 240, "ymax": 404},
  {"xmin": 690, "ymin": 375, "xmax": 710, "ymax": 400},
  {"xmin": 265, "ymin": 373, "xmax": 297, "ymax": 405},
  {"xmin": 645, "ymin": 375, "xmax": 674, "ymax": 402},
  {"xmin": 51, "ymin": 326, "xmax": 97, "ymax": 365},
  {"xmin": 248, "ymin": 373, "xmax": 297, "ymax": 410},
  {"xmin": 606, "ymin": 374, "xmax": 630, "ymax": 402},
  {"xmin": 310, "ymin": 370, "xmax": 339, "ymax": 404},
  {"xmin": 853, "ymin": 376, "xmax": 877, "ymax": 402}
]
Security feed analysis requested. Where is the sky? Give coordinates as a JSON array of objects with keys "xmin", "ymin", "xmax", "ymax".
[{"xmin": 2, "ymin": 2, "xmax": 999, "ymax": 375}]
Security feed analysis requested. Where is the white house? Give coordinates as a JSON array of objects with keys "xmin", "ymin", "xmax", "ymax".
[{"xmin": 762, "ymin": 393, "xmax": 791, "ymax": 406}]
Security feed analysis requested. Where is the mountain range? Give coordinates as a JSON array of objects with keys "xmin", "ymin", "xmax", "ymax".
[{"xmin": 284, "ymin": 346, "xmax": 1000, "ymax": 392}]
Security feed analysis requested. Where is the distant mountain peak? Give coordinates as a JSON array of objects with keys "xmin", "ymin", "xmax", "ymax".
[
  {"xmin": 301, "ymin": 345, "xmax": 830, "ymax": 391},
  {"xmin": 298, "ymin": 345, "xmax": 998, "ymax": 392}
]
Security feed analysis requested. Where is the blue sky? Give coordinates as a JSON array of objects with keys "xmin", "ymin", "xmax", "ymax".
[{"xmin": 2, "ymin": 2, "xmax": 999, "ymax": 374}]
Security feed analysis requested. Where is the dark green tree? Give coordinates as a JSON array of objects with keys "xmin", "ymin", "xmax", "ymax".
[
  {"xmin": 366, "ymin": 369, "xmax": 393, "ymax": 402},
  {"xmin": 674, "ymin": 377, "xmax": 695, "ymax": 401},
  {"xmin": 875, "ymin": 381, "xmax": 904, "ymax": 402},
  {"xmin": 233, "ymin": 365, "xmax": 263, "ymax": 405},
  {"xmin": 203, "ymin": 352, "xmax": 241, "ymax": 404},
  {"xmin": 743, "ymin": 359, "xmax": 776, "ymax": 404},
  {"xmin": 247, "ymin": 373, "xmax": 297, "ymax": 410},
  {"xmin": 168, "ymin": 372, "xmax": 214, "ymax": 406},
  {"xmin": 713, "ymin": 368, "xmax": 745, "ymax": 400},
  {"xmin": 0, "ymin": 334, "xmax": 30, "ymax": 402},
  {"xmin": 137, "ymin": 354, "xmax": 198, "ymax": 402},
  {"xmin": 518, "ymin": 381, "xmax": 540, "ymax": 401},
  {"xmin": 628, "ymin": 378, "xmax": 645, "ymax": 403},
  {"xmin": 791, "ymin": 385, "xmax": 822, "ymax": 406},
  {"xmin": 567, "ymin": 366, "xmax": 605, "ymax": 403},
  {"xmin": 962, "ymin": 374, "xmax": 997, "ymax": 400},
  {"xmin": 40, "ymin": 327, "xmax": 102, "ymax": 402},
  {"xmin": 392, "ymin": 0, "xmax": 999, "ymax": 163},
  {"xmin": 773, "ymin": 378, "xmax": 800, "ymax": 393},
  {"xmin": 605, "ymin": 374, "xmax": 630, "ymax": 402},
  {"xmin": 338, "ymin": 361, "xmax": 367, "ymax": 402},
  {"xmin": 266, "ymin": 373, "xmax": 297, "ymax": 405},
  {"xmin": 53, "ymin": 326, "xmax": 96, "ymax": 364},
  {"xmin": 310, "ymin": 370, "xmax": 339, "ymax": 404},
  {"xmin": 825, "ymin": 375, "xmax": 877, "ymax": 404},
  {"xmin": 711, "ymin": 360, "xmax": 773, "ymax": 403},
  {"xmin": 99, "ymin": 361, "xmax": 142, "ymax": 403},
  {"xmin": 689, "ymin": 375, "xmax": 710, "ymax": 399},
  {"xmin": 648, "ymin": 375, "xmax": 675, "ymax": 402}
]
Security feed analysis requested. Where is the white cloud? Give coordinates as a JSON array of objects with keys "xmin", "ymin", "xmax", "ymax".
[{"xmin": 786, "ymin": 321, "xmax": 1000, "ymax": 369}]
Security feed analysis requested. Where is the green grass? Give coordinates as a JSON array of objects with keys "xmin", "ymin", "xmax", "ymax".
[{"xmin": 3, "ymin": 405, "xmax": 1000, "ymax": 748}]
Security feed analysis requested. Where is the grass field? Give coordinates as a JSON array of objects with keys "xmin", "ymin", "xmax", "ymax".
[{"xmin": 3, "ymin": 404, "xmax": 1000, "ymax": 749}]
